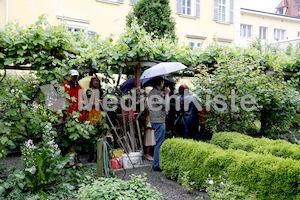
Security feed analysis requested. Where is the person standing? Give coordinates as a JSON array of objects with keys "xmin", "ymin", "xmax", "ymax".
[
  {"xmin": 62, "ymin": 69, "xmax": 86, "ymax": 121},
  {"xmin": 85, "ymin": 76, "xmax": 103, "ymax": 162},
  {"xmin": 86, "ymin": 77, "xmax": 102, "ymax": 125},
  {"xmin": 143, "ymin": 86, "xmax": 155, "ymax": 161},
  {"xmin": 176, "ymin": 84, "xmax": 200, "ymax": 140},
  {"xmin": 62, "ymin": 69, "xmax": 86, "ymax": 164},
  {"xmin": 148, "ymin": 76, "xmax": 170, "ymax": 171}
]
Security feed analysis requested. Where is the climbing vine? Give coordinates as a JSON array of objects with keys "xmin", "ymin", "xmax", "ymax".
[{"xmin": 0, "ymin": 16, "xmax": 299, "ymax": 157}]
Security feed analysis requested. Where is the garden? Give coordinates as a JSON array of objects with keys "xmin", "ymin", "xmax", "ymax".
[{"xmin": 0, "ymin": 16, "xmax": 300, "ymax": 199}]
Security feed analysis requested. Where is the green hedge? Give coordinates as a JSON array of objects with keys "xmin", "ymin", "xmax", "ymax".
[
  {"xmin": 211, "ymin": 132, "xmax": 300, "ymax": 160},
  {"xmin": 160, "ymin": 138, "xmax": 300, "ymax": 199}
]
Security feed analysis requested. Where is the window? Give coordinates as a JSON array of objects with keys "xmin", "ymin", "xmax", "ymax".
[
  {"xmin": 56, "ymin": 16, "xmax": 96, "ymax": 38},
  {"xmin": 218, "ymin": 0, "xmax": 226, "ymax": 21},
  {"xmin": 297, "ymin": 32, "xmax": 300, "ymax": 37},
  {"xmin": 274, "ymin": 29, "xmax": 285, "ymax": 41},
  {"xmin": 67, "ymin": 27, "xmax": 97, "ymax": 38},
  {"xmin": 213, "ymin": 0, "xmax": 233, "ymax": 23},
  {"xmin": 259, "ymin": 26, "xmax": 267, "ymax": 40},
  {"xmin": 189, "ymin": 41, "xmax": 202, "ymax": 50},
  {"xmin": 67, "ymin": 27, "xmax": 84, "ymax": 32},
  {"xmin": 182, "ymin": 0, "xmax": 193, "ymax": 16},
  {"xmin": 176, "ymin": 0, "xmax": 200, "ymax": 18},
  {"xmin": 129, "ymin": 0, "xmax": 137, "ymax": 5},
  {"xmin": 240, "ymin": 24, "xmax": 252, "ymax": 38}
]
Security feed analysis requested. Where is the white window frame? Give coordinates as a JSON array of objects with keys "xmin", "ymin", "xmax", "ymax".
[
  {"xmin": 274, "ymin": 29, "xmax": 285, "ymax": 41},
  {"xmin": 176, "ymin": 0, "xmax": 200, "ymax": 18},
  {"xmin": 218, "ymin": 0, "xmax": 226, "ymax": 22},
  {"xmin": 259, "ymin": 26, "xmax": 267, "ymax": 40},
  {"xmin": 182, "ymin": 0, "xmax": 194, "ymax": 16},
  {"xmin": 129, "ymin": 0, "xmax": 137, "ymax": 5},
  {"xmin": 213, "ymin": 0, "xmax": 233, "ymax": 23},
  {"xmin": 67, "ymin": 27, "xmax": 97, "ymax": 38},
  {"xmin": 56, "ymin": 16, "xmax": 96, "ymax": 38},
  {"xmin": 277, "ymin": 8, "xmax": 287, "ymax": 15},
  {"xmin": 240, "ymin": 24, "xmax": 252, "ymax": 38},
  {"xmin": 189, "ymin": 41, "xmax": 202, "ymax": 50},
  {"xmin": 67, "ymin": 27, "xmax": 85, "ymax": 32}
]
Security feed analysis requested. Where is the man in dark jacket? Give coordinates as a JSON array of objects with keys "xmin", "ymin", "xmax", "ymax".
[{"xmin": 177, "ymin": 84, "xmax": 200, "ymax": 140}]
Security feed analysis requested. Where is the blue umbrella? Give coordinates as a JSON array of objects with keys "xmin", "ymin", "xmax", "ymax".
[
  {"xmin": 120, "ymin": 78, "xmax": 135, "ymax": 93},
  {"xmin": 120, "ymin": 77, "xmax": 152, "ymax": 93}
]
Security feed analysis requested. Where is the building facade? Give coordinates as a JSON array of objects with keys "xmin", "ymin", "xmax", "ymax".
[
  {"xmin": 237, "ymin": 8, "xmax": 300, "ymax": 47},
  {"xmin": 0, "ymin": 0, "xmax": 300, "ymax": 48}
]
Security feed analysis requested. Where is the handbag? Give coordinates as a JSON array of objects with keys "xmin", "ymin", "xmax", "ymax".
[{"xmin": 144, "ymin": 128, "xmax": 156, "ymax": 146}]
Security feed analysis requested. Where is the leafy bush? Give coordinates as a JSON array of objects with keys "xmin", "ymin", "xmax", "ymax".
[
  {"xmin": 0, "ymin": 74, "xmax": 54, "ymax": 157},
  {"xmin": 178, "ymin": 171, "xmax": 195, "ymax": 193},
  {"xmin": 0, "ymin": 123, "xmax": 76, "ymax": 199},
  {"xmin": 160, "ymin": 138, "xmax": 300, "ymax": 199},
  {"xmin": 205, "ymin": 173, "xmax": 257, "ymax": 200},
  {"xmin": 77, "ymin": 174, "xmax": 163, "ymax": 200},
  {"xmin": 193, "ymin": 49, "xmax": 300, "ymax": 138},
  {"xmin": 211, "ymin": 132, "xmax": 300, "ymax": 160}
]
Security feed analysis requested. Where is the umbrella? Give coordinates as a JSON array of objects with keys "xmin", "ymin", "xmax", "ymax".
[
  {"xmin": 120, "ymin": 78, "xmax": 135, "ymax": 93},
  {"xmin": 141, "ymin": 75, "xmax": 175, "ymax": 87},
  {"xmin": 140, "ymin": 62, "xmax": 187, "ymax": 80},
  {"xmin": 120, "ymin": 76, "xmax": 175, "ymax": 92},
  {"xmin": 79, "ymin": 74, "xmax": 103, "ymax": 91},
  {"xmin": 120, "ymin": 77, "xmax": 153, "ymax": 93}
]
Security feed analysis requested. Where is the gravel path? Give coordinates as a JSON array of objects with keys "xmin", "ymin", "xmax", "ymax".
[
  {"xmin": 0, "ymin": 156, "xmax": 210, "ymax": 200},
  {"xmin": 115, "ymin": 162, "xmax": 210, "ymax": 200}
]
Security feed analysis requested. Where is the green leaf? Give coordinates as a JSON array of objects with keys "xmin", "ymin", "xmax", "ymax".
[
  {"xmin": 25, "ymin": 166, "xmax": 37, "ymax": 174},
  {"xmin": 0, "ymin": 136, "xmax": 8, "ymax": 145},
  {"xmin": 36, "ymin": 155, "xmax": 45, "ymax": 181}
]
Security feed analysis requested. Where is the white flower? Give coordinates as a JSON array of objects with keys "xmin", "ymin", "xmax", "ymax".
[
  {"xmin": 220, "ymin": 182, "xmax": 224, "ymax": 185},
  {"xmin": 44, "ymin": 123, "xmax": 52, "ymax": 131},
  {"xmin": 24, "ymin": 139, "xmax": 36, "ymax": 150},
  {"xmin": 47, "ymin": 140, "xmax": 54, "ymax": 145},
  {"xmin": 208, "ymin": 180, "xmax": 214, "ymax": 185}
]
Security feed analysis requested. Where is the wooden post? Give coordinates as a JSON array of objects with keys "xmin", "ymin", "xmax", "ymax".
[
  {"xmin": 134, "ymin": 62, "xmax": 141, "ymax": 88},
  {"xmin": 97, "ymin": 138, "xmax": 103, "ymax": 177}
]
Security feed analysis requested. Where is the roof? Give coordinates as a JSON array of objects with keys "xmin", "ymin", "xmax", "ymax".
[
  {"xmin": 275, "ymin": 0, "xmax": 300, "ymax": 17},
  {"xmin": 241, "ymin": 8, "xmax": 300, "ymax": 21},
  {"xmin": 276, "ymin": 0, "xmax": 287, "ymax": 9}
]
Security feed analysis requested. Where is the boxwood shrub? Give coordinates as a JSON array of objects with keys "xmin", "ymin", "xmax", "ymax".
[
  {"xmin": 211, "ymin": 132, "xmax": 300, "ymax": 160},
  {"xmin": 160, "ymin": 138, "xmax": 300, "ymax": 199}
]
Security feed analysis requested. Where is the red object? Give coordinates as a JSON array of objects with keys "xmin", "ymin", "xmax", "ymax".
[
  {"xmin": 110, "ymin": 156, "xmax": 122, "ymax": 170},
  {"xmin": 199, "ymin": 108, "xmax": 210, "ymax": 124},
  {"xmin": 62, "ymin": 81, "xmax": 86, "ymax": 121}
]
